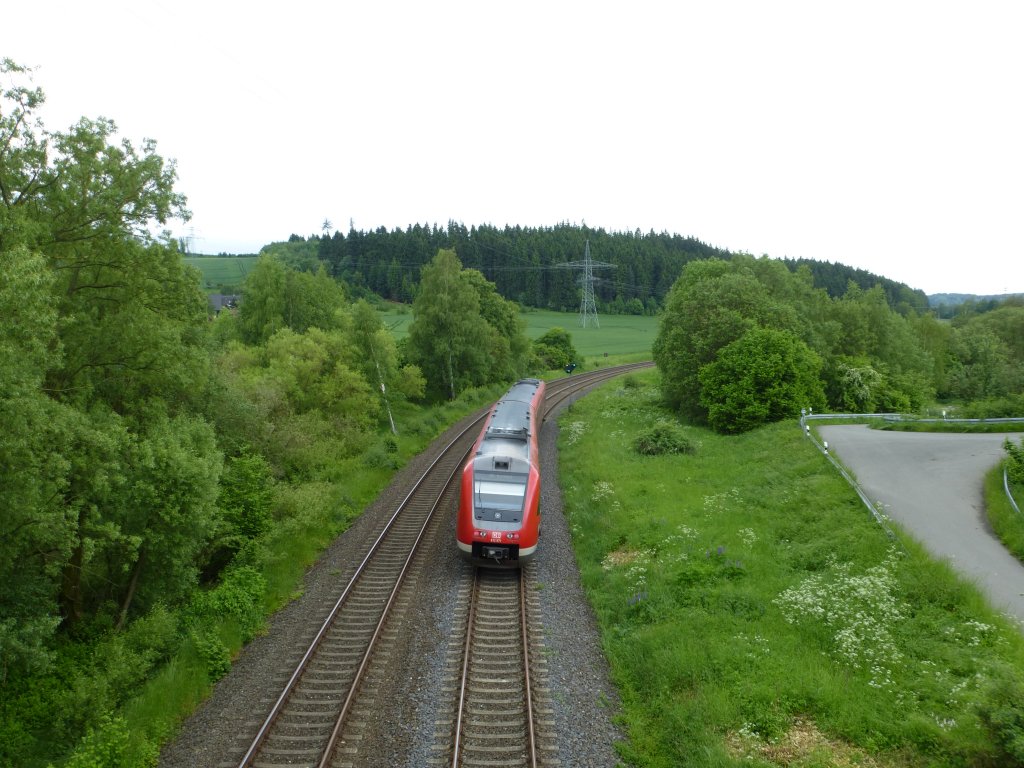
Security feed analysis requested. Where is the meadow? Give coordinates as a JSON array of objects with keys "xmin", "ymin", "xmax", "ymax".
[
  {"xmin": 558, "ymin": 369, "xmax": 1024, "ymax": 767},
  {"xmin": 377, "ymin": 304, "xmax": 659, "ymax": 360},
  {"xmin": 183, "ymin": 255, "xmax": 258, "ymax": 293}
]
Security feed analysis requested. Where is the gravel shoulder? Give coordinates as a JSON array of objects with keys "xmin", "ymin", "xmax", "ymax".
[{"xmin": 818, "ymin": 425, "xmax": 1024, "ymax": 623}]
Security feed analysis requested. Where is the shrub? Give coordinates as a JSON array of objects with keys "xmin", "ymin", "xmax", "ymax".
[
  {"xmin": 632, "ymin": 421, "xmax": 697, "ymax": 456},
  {"xmin": 191, "ymin": 630, "xmax": 231, "ymax": 683},
  {"xmin": 188, "ymin": 565, "xmax": 266, "ymax": 644},
  {"xmin": 961, "ymin": 394, "xmax": 1024, "ymax": 419},
  {"xmin": 363, "ymin": 443, "xmax": 401, "ymax": 470},
  {"xmin": 532, "ymin": 327, "xmax": 579, "ymax": 370},
  {"xmin": 63, "ymin": 714, "xmax": 131, "ymax": 768},
  {"xmin": 698, "ymin": 328, "xmax": 826, "ymax": 434},
  {"xmin": 219, "ymin": 451, "xmax": 275, "ymax": 542}
]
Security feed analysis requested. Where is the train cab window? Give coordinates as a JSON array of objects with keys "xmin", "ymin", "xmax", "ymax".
[{"xmin": 474, "ymin": 478, "xmax": 526, "ymax": 522}]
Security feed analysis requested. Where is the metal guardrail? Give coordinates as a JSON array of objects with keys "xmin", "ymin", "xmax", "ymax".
[{"xmin": 1006, "ymin": 469, "xmax": 1022, "ymax": 516}]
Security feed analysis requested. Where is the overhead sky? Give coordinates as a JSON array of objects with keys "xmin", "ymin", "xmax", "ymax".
[{"xmin": 4, "ymin": 1, "xmax": 1022, "ymax": 296}]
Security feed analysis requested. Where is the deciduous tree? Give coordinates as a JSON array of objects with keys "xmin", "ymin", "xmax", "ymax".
[
  {"xmin": 698, "ymin": 328, "xmax": 826, "ymax": 434},
  {"xmin": 407, "ymin": 249, "xmax": 490, "ymax": 399}
]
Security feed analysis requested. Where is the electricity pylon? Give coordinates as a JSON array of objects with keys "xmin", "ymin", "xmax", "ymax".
[{"xmin": 557, "ymin": 239, "xmax": 614, "ymax": 328}]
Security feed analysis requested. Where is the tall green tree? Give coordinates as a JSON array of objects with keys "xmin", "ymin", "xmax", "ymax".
[
  {"xmin": 407, "ymin": 249, "xmax": 491, "ymax": 400},
  {"xmin": 237, "ymin": 255, "xmax": 286, "ymax": 344},
  {"xmin": 1, "ymin": 59, "xmax": 218, "ymax": 638},
  {"xmin": 351, "ymin": 300, "xmax": 425, "ymax": 430},
  {"xmin": 462, "ymin": 268, "xmax": 530, "ymax": 382},
  {"xmin": 946, "ymin": 325, "xmax": 1019, "ymax": 401}
]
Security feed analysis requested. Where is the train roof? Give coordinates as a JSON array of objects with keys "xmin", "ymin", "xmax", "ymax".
[{"xmin": 484, "ymin": 379, "xmax": 541, "ymax": 441}]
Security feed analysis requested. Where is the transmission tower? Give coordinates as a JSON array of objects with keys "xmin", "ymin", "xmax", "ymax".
[{"xmin": 556, "ymin": 239, "xmax": 614, "ymax": 328}]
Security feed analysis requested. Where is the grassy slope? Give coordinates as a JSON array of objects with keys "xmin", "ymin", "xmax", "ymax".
[{"xmin": 558, "ymin": 370, "xmax": 1024, "ymax": 767}]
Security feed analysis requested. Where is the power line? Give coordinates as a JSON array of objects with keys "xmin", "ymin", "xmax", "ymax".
[{"xmin": 555, "ymin": 239, "xmax": 615, "ymax": 328}]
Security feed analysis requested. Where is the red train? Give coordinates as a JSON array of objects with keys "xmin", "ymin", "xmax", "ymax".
[{"xmin": 456, "ymin": 378, "xmax": 546, "ymax": 567}]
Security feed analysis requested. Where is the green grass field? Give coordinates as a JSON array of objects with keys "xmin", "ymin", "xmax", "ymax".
[
  {"xmin": 378, "ymin": 305, "xmax": 659, "ymax": 359},
  {"xmin": 559, "ymin": 370, "xmax": 1024, "ymax": 767},
  {"xmin": 184, "ymin": 256, "xmax": 258, "ymax": 292}
]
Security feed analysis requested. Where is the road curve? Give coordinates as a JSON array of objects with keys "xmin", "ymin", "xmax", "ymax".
[{"xmin": 817, "ymin": 425, "xmax": 1024, "ymax": 624}]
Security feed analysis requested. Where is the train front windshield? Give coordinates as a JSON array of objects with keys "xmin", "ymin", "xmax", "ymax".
[{"xmin": 473, "ymin": 475, "xmax": 527, "ymax": 523}]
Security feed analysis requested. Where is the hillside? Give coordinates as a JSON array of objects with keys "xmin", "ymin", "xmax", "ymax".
[
  {"xmin": 930, "ymin": 292, "xmax": 1024, "ymax": 307},
  {"xmin": 192, "ymin": 223, "xmax": 933, "ymax": 315}
]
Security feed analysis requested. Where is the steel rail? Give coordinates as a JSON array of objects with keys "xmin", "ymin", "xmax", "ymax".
[
  {"xmin": 449, "ymin": 568, "xmax": 537, "ymax": 768},
  {"xmin": 519, "ymin": 567, "xmax": 539, "ymax": 768},
  {"xmin": 542, "ymin": 362, "xmax": 652, "ymax": 417},
  {"xmin": 449, "ymin": 567, "xmax": 480, "ymax": 768}
]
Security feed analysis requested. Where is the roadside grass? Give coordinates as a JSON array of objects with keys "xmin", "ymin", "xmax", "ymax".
[
  {"xmin": 985, "ymin": 466, "xmax": 1024, "ymax": 565},
  {"xmin": 558, "ymin": 370, "xmax": 1024, "ymax": 767}
]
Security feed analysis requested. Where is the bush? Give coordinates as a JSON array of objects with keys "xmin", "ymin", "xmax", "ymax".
[
  {"xmin": 191, "ymin": 630, "xmax": 231, "ymax": 682},
  {"xmin": 63, "ymin": 713, "xmax": 132, "ymax": 768},
  {"xmin": 219, "ymin": 451, "xmax": 275, "ymax": 542},
  {"xmin": 632, "ymin": 421, "xmax": 697, "ymax": 456},
  {"xmin": 698, "ymin": 328, "xmax": 826, "ymax": 434},
  {"xmin": 363, "ymin": 443, "xmax": 401, "ymax": 470},
  {"xmin": 961, "ymin": 394, "xmax": 1024, "ymax": 419},
  {"xmin": 532, "ymin": 327, "xmax": 579, "ymax": 370},
  {"xmin": 188, "ymin": 565, "xmax": 266, "ymax": 644}
]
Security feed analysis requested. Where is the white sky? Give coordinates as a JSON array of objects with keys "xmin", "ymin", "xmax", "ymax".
[{"xmin": 4, "ymin": 1, "xmax": 1022, "ymax": 296}]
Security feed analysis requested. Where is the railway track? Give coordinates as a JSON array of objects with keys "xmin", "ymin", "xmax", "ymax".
[
  {"xmin": 431, "ymin": 563, "xmax": 556, "ymax": 768},
  {"xmin": 229, "ymin": 363, "xmax": 649, "ymax": 768}
]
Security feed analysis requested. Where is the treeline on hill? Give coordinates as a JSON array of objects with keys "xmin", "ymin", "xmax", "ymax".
[{"xmin": 255, "ymin": 224, "xmax": 931, "ymax": 317}]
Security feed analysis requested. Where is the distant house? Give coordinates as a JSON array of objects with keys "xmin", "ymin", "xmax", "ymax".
[{"xmin": 208, "ymin": 294, "xmax": 241, "ymax": 314}]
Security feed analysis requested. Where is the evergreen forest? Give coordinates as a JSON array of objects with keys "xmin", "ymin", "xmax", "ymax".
[{"xmin": 259, "ymin": 222, "xmax": 933, "ymax": 317}]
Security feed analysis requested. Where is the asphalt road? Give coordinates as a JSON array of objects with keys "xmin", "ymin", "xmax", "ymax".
[{"xmin": 817, "ymin": 425, "xmax": 1024, "ymax": 624}]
